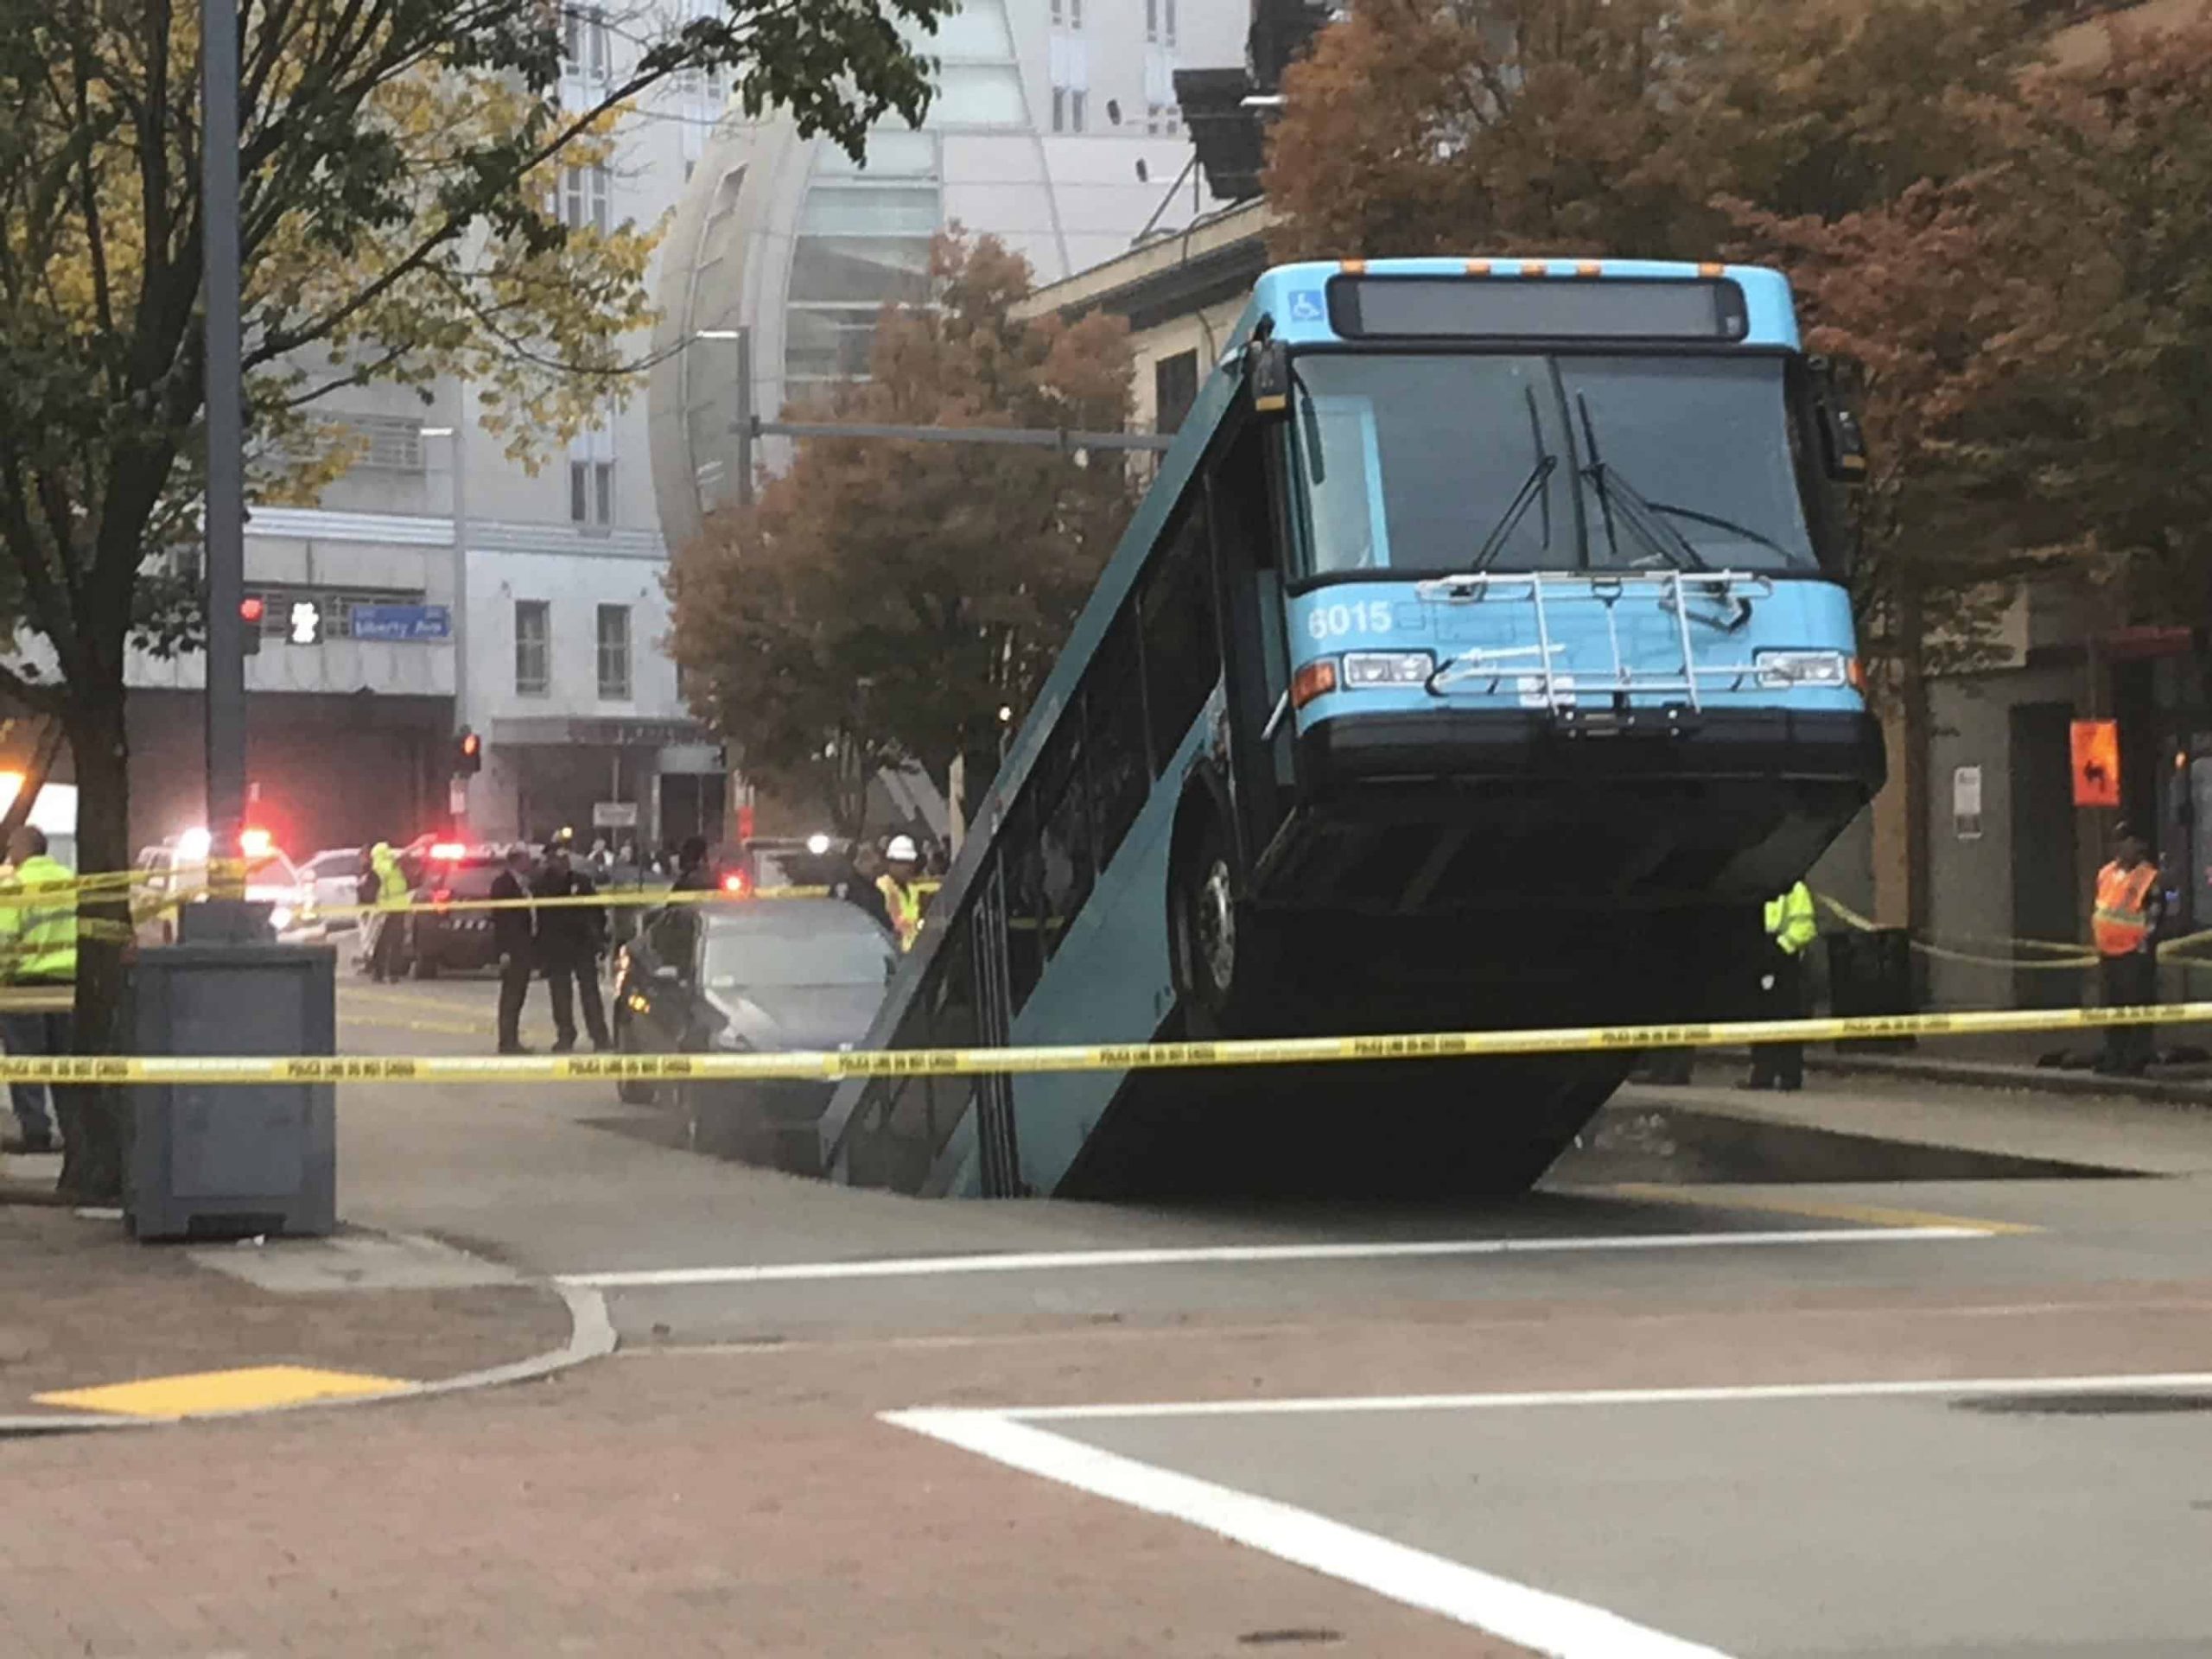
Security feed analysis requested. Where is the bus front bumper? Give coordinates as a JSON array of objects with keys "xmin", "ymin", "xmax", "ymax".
[{"xmin": 1296, "ymin": 706, "xmax": 1885, "ymax": 791}]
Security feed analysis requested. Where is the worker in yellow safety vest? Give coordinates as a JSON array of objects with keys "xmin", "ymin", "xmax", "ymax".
[
  {"xmin": 875, "ymin": 835, "xmax": 926, "ymax": 952},
  {"xmin": 363, "ymin": 840, "xmax": 414, "ymax": 983},
  {"xmin": 0, "ymin": 824, "xmax": 76, "ymax": 1154},
  {"xmin": 1744, "ymin": 879, "xmax": 1817, "ymax": 1092},
  {"xmin": 2092, "ymin": 823, "xmax": 2164, "ymax": 1077}
]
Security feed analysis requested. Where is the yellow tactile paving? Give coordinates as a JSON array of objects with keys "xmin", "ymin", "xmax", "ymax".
[{"xmin": 35, "ymin": 1363, "xmax": 415, "ymax": 1418}]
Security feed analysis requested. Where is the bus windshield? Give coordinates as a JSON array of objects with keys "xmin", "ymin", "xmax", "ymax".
[{"xmin": 1287, "ymin": 353, "xmax": 1821, "ymax": 579}]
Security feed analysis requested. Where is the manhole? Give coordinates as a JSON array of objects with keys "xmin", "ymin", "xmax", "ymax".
[
  {"xmin": 1237, "ymin": 1630, "xmax": 1344, "ymax": 1647},
  {"xmin": 1955, "ymin": 1392, "xmax": 2212, "ymax": 1417}
]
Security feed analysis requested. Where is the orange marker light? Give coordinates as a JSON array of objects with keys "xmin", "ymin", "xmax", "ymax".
[
  {"xmin": 1291, "ymin": 659, "xmax": 1338, "ymax": 709},
  {"xmin": 1519, "ymin": 260, "xmax": 1547, "ymax": 277}
]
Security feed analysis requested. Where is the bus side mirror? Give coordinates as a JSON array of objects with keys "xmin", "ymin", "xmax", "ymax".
[
  {"xmin": 1248, "ymin": 338, "xmax": 1291, "ymax": 419},
  {"xmin": 1808, "ymin": 357, "xmax": 1869, "ymax": 484}
]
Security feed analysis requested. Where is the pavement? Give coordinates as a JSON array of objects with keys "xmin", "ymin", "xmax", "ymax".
[{"xmin": 4, "ymin": 969, "xmax": 2212, "ymax": 1655}]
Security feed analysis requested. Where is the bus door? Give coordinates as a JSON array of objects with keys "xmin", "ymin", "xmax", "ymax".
[
  {"xmin": 1206, "ymin": 418, "xmax": 1297, "ymax": 874},
  {"xmin": 970, "ymin": 860, "xmax": 1021, "ymax": 1197}
]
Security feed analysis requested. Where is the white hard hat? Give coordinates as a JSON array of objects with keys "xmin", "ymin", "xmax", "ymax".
[{"xmin": 885, "ymin": 835, "xmax": 919, "ymax": 861}]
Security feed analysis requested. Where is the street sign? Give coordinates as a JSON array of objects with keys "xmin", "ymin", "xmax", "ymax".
[
  {"xmin": 448, "ymin": 779, "xmax": 467, "ymax": 816},
  {"xmin": 593, "ymin": 802, "xmax": 640, "ymax": 830},
  {"xmin": 352, "ymin": 603, "xmax": 453, "ymax": 642},
  {"xmin": 2071, "ymin": 719, "xmax": 2120, "ymax": 808}
]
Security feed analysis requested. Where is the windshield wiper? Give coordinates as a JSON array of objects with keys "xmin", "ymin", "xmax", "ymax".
[
  {"xmin": 1641, "ymin": 499, "xmax": 1806, "ymax": 568},
  {"xmin": 1469, "ymin": 385, "xmax": 1557, "ymax": 572},
  {"xmin": 1574, "ymin": 394, "xmax": 1710, "ymax": 573},
  {"xmin": 1290, "ymin": 364, "xmax": 1325, "ymax": 486}
]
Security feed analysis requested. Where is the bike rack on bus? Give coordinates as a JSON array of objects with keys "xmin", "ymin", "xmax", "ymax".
[{"xmin": 1417, "ymin": 569, "xmax": 1776, "ymax": 717}]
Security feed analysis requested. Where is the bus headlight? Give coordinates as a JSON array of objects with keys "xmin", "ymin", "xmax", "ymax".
[
  {"xmin": 1756, "ymin": 650, "xmax": 1851, "ymax": 689},
  {"xmin": 1341, "ymin": 651, "xmax": 1436, "ymax": 688}
]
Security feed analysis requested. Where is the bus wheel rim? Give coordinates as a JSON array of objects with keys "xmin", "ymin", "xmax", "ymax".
[{"xmin": 1198, "ymin": 859, "xmax": 1236, "ymax": 995}]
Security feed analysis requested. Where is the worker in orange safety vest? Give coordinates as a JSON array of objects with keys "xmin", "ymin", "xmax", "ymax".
[{"xmin": 2091, "ymin": 823, "xmax": 2164, "ymax": 1076}]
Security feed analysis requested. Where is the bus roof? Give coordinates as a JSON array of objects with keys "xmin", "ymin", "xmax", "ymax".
[{"xmin": 1253, "ymin": 258, "xmax": 1800, "ymax": 352}]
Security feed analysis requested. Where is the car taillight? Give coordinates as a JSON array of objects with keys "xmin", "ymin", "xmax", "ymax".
[{"xmin": 431, "ymin": 888, "xmax": 453, "ymax": 905}]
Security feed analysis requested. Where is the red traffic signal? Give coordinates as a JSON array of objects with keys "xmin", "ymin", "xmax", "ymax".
[
  {"xmin": 240, "ymin": 595, "xmax": 264, "ymax": 657},
  {"xmin": 454, "ymin": 728, "xmax": 482, "ymax": 778}
]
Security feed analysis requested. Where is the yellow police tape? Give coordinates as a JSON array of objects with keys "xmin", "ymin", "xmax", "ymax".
[
  {"xmin": 1814, "ymin": 891, "xmax": 2212, "ymax": 972},
  {"xmin": 0, "ymin": 1000, "xmax": 2204, "ymax": 1087}
]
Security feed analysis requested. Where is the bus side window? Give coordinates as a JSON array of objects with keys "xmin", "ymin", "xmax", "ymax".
[
  {"xmin": 1138, "ymin": 500, "xmax": 1221, "ymax": 775},
  {"xmin": 1033, "ymin": 715, "xmax": 1093, "ymax": 963},
  {"xmin": 1087, "ymin": 607, "xmax": 1149, "ymax": 868},
  {"xmin": 1000, "ymin": 797, "xmax": 1045, "ymax": 1010}
]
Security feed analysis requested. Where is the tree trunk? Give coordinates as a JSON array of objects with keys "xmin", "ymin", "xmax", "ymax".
[{"xmin": 57, "ymin": 690, "xmax": 131, "ymax": 1204}]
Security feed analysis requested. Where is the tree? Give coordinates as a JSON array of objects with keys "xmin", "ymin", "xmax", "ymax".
[
  {"xmin": 1263, "ymin": 0, "xmax": 2031, "ymax": 263},
  {"xmin": 0, "ymin": 0, "xmax": 951, "ymax": 1199},
  {"xmin": 1962, "ymin": 16, "xmax": 2212, "ymax": 629},
  {"xmin": 668, "ymin": 233, "xmax": 1135, "ymax": 832}
]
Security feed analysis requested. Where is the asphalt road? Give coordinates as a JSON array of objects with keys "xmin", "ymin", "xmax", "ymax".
[{"xmin": 20, "ymin": 969, "xmax": 2206, "ymax": 1657}]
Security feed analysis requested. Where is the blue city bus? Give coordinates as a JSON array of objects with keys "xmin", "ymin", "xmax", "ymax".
[{"xmin": 820, "ymin": 257, "xmax": 1883, "ymax": 1199}]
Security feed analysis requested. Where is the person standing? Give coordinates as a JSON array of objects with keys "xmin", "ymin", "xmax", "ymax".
[
  {"xmin": 1743, "ymin": 879, "xmax": 1817, "ymax": 1091},
  {"xmin": 875, "ymin": 835, "xmax": 926, "ymax": 952},
  {"xmin": 363, "ymin": 840, "xmax": 412, "ymax": 982},
  {"xmin": 0, "ymin": 826, "xmax": 73, "ymax": 1154},
  {"xmin": 489, "ymin": 845, "xmax": 537, "ymax": 1055},
  {"xmin": 532, "ymin": 840, "xmax": 610, "ymax": 1052},
  {"xmin": 2092, "ymin": 823, "xmax": 2164, "ymax": 1077}
]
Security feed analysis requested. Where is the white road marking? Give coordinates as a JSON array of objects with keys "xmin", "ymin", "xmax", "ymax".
[
  {"xmin": 886, "ymin": 1408, "xmax": 1737, "ymax": 1659},
  {"xmin": 557, "ymin": 1224, "xmax": 1991, "ymax": 1289},
  {"xmin": 1000, "ymin": 1370, "xmax": 2212, "ymax": 1423}
]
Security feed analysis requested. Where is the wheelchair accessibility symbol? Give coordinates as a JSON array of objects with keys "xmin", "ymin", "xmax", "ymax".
[{"xmin": 1287, "ymin": 289, "xmax": 1325, "ymax": 323}]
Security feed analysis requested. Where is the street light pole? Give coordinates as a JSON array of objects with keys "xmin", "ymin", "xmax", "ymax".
[
  {"xmin": 423, "ymin": 407, "xmax": 471, "ymax": 836},
  {"xmin": 202, "ymin": 0, "xmax": 246, "ymax": 874}
]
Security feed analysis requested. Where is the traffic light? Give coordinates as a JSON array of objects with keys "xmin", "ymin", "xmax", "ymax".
[
  {"xmin": 454, "ymin": 728, "xmax": 482, "ymax": 778},
  {"xmin": 240, "ymin": 595, "xmax": 264, "ymax": 657},
  {"xmin": 288, "ymin": 599, "xmax": 321, "ymax": 645}
]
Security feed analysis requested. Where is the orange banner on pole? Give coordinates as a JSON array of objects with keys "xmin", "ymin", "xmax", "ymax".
[{"xmin": 2071, "ymin": 719, "xmax": 2120, "ymax": 807}]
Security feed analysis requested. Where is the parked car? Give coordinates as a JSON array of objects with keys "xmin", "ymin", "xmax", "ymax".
[
  {"xmin": 610, "ymin": 897, "xmax": 897, "ymax": 1172},
  {"xmin": 395, "ymin": 848, "xmax": 509, "ymax": 978},
  {"xmin": 299, "ymin": 847, "xmax": 365, "ymax": 932}
]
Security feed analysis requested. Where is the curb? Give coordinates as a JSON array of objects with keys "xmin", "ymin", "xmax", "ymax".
[
  {"xmin": 0, "ymin": 1275, "xmax": 616, "ymax": 1438},
  {"xmin": 1803, "ymin": 1051, "xmax": 2212, "ymax": 1108}
]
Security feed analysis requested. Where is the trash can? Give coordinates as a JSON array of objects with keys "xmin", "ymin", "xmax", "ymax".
[
  {"xmin": 128, "ymin": 941, "xmax": 338, "ymax": 1241},
  {"xmin": 1825, "ymin": 927, "xmax": 1915, "ymax": 1052}
]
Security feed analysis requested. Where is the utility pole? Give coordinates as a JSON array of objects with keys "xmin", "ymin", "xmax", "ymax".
[{"xmin": 202, "ymin": 0, "xmax": 246, "ymax": 882}]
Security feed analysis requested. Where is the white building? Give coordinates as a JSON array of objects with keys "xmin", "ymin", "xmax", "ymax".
[
  {"xmin": 647, "ymin": 0, "xmax": 1250, "ymax": 549},
  {"xmin": 124, "ymin": 5, "xmax": 728, "ymax": 859},
  {"xmin": 126, "ymin": 0, "xmax": 1249, "ymax": 860}
]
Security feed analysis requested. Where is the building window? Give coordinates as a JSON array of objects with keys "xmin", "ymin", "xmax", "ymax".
[
  {"xmin": 1070, "ymin": 89, "xmax": 1086, "ymax": 132},
  {"xmin": 1069, "ymin": 0, "xmax": 1083, "ymax": 25},
  {"xmin": 569, "ymin": 459, "xmax": 614, "ymax": 526},
  {"xmin": 559, "ymin": 164, "xmax": 611, "ymax": 234},
  {"xmin": 1154, "ymin": 351, "xmax": 1198, "ymax": 435},
  {"xmin": 596, "ymin": 604, "xmax": 632, "ymax": 701},
  {"xmin": 563, "ymin": 8, "xmax": 611, "ymax": 87},
  {"xmin": 1052, "ymin": 86, "xmax": 1065, "ymax": 132},
  {"xmin": 515, "ymin": 601, "xmax": 550, "ymax": 697}
]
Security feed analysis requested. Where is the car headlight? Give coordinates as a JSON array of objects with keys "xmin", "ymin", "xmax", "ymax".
[
  {"xmin": 1756, "ymin": 650, "xmax": 1853, "ymax": 689},
  {"xmin": 1341, "ymin": 651, "xmax": 1436, "ymax": 688},
  {"xmin": 269, "ymin": 906, "xmax": 295, "ymax": 931}
]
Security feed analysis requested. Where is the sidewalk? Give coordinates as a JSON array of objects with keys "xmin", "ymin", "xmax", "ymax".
[{"xmin": 0, "ymin": 1204, "xmax": 571, "ymax": 1422}]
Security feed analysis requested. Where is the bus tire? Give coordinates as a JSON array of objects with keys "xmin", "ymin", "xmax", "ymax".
[{"xmin": 1171, "ymin": 811, "xmax": 1274, "ymax": 1036}]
